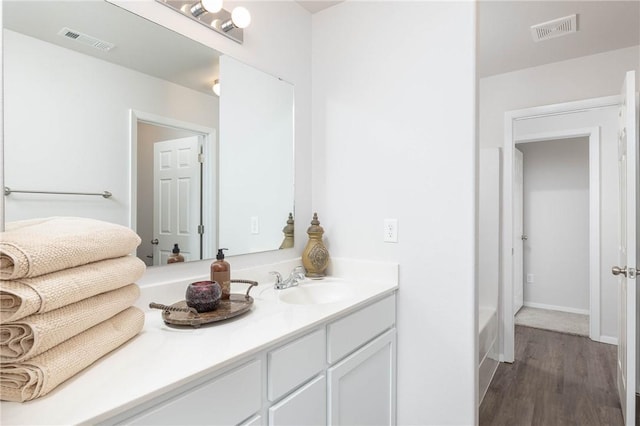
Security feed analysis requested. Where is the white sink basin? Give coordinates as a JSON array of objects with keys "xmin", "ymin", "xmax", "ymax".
[{"xmin": 259, "ymin": 280, "xmax": 358, "ymax": 305}]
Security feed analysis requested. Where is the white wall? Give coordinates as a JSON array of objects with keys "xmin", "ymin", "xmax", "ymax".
[
  {"xmin": 3, "ymin": 29, "xmax": 218, "ymax": 226},
  {"xmin": 518, "ymin": 137, "xmax": 590, "ymax": 313},
  {"xmin": 480, "ymin": 45, "xmax": 639, "ymax": 150},
  {"xmin": 312, "ymin": 2, "xmax": 477, "ymax": 424},
  {"xmin": 479, "ymin": 148, "xmax": 501, "ymax": 311},
  {"xmin": 219, "ymin": 56, "xmax": 294, "ymax": 256}
]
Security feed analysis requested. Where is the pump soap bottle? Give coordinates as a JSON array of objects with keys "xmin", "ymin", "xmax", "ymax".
[
  {"xmin": 167, "ymin": 244, "xmax": 185, "ymax": 264},
  {"xmin": 211, "ymin": 248, "xmax": 231, "ymax": 299}
]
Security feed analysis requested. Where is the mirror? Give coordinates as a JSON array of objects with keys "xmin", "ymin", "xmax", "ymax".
[{"xmin": 2, "ymin": 0, "xmax": 295, "ymax": 266}]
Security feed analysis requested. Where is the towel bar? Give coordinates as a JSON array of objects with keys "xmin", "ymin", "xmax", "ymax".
[{"xmin": 4, "ymin": 187, "xmax": 112, "ymax": 199}]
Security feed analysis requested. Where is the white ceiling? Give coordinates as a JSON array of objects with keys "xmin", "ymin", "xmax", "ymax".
[
  {"xmin": 296, "ymin": 1, "xmax": 344, "ymax": 14},
  {"xmin": 477, "ymin": 1, "xmax": 640, "ymax": 78},
  {"xmin": 3, "ymin": 1, "xmax": 221, "ymax": 97}
]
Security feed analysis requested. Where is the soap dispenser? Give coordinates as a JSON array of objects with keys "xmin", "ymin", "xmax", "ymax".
[
  {"xmin": 167, "ymin": 244, "xmax": 185, "ymax": 264},
  {"xmin": 211, "ymin": 248, "xmax": 231, "ymax": 299}
]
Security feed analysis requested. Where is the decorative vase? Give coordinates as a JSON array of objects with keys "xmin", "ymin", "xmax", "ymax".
[
  {"xmin": 279, "ymin": 212, "xmax": 295, "ymax": 249},
  {"xmin": 302, "ymin": 212, "xmax": 329, "ymax": 278},
  {"xmin": 185, "ymin": 281, "xmax": 221, "ymax": 312}
]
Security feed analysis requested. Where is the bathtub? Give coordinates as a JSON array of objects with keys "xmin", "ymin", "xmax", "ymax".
[{"xmin": 478, "ymin": 306, "xmax": 499, "ymax": 405}]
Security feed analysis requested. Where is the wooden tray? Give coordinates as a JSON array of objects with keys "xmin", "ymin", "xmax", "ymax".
[{"xmin": 150, "ymin": 280, "xmax": 257, "ymax": 328}]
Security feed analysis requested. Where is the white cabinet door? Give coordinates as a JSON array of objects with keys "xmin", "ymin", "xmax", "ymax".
[
  {"xmin": 328, "ymin": 329, "xmax": 396, "ymax": 426},
  {"xmin": 268, "ymin": 375, "xmax": 326, "ymax": 426}
]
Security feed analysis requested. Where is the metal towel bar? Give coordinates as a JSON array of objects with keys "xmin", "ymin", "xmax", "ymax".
[{"xmin": 4, "ymin": 187, "xmax": 112, "ymax": 199}]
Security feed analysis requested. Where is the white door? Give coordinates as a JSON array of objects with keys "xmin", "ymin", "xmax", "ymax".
[
  {"xmin": 514, "ymin": 148, "xmax": 524, "ymax": 313},
  {"xmin": 153, "ymin": 136, "xmax": 202, "ymax": 266},
  {"xmin": 614, "ymin": 70, "xmax": 637, "ymax": 426}
]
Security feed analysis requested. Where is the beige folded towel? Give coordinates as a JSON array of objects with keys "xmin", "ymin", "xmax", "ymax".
[
  {"xmin": 1, "ymin": 217, "xmax": 141, "ymax": 280},
  {"xmin": 0, "ymin": 284, "xmax": 140, "ymax": 363},
  {"xmin": 0, "ymin": 307, "xmax": 144, "ymax": 402},
  {"xmin": 0, "ymin": 255, "xmax": 145, "ymax": 323}
]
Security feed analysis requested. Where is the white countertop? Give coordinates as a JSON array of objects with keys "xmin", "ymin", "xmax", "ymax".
[{"xmin": 0, "ymin": 258, "xmax": 398, "ymax": 425}]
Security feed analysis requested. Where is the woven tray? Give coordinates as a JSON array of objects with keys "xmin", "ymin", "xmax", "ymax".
[{"xmin": 150, "ymin": 280, "xmax": 257, "ymax": 328}]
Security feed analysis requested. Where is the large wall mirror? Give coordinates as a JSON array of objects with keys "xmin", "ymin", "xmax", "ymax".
[{"xmin": 3, "ymin": 1, "xmax": 295, "ymax": 266}]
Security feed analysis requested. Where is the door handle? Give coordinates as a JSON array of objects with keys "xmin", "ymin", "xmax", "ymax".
[
  {"xmin": 521, "ymin": 234, "xmax": 528, "ymax": 241},
  {"xmin": 151, "ymin": 238, "xmax": 159, "ymax": 245},
  {"xmin": 612, "ymin": 266, "xmax": 637, "ymax": 279}
]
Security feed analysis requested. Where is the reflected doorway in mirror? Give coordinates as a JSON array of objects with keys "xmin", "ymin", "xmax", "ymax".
[{"xmin": 130, "ymin": 110, "xmax": 217, "ymax": 267}]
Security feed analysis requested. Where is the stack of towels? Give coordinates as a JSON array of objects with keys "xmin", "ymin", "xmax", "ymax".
[{"xmin": 0, "ymin": 217, "xmax": 146, "ymax": 402}]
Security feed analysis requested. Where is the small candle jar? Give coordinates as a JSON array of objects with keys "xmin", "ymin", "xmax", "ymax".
[{"xmin": 185, "ymin": 281, "xmax": 222, "ymax": 313}]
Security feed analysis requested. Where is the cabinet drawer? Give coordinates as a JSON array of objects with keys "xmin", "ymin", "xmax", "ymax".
[
  {"xmin": 269, "ymin": 375, "xmax": 326, "ymax": 426},
  {"xmin": 122, "ymin": 359, "xmax": 262, "ymax": 425},
  {"xmin": 241, "ymin": 414, "xmax": 262, "ymax": 426},
  {"xmin": 327, "ymin": 294, "xmax": 395, "ymax": 363},
  {"xmin": 268, "ymin": 328, "xmax": 325, "ymax": 401}
]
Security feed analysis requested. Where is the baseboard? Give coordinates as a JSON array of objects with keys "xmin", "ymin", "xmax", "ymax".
[
  {"xmin": 597, "ymin": 335, "xmax": 618, "ymax": 345},
  {"xmin": 523, "ymin": 301, "xmax": 589, "ymax": 316}
]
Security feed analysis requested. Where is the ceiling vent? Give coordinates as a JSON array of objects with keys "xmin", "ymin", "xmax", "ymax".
[
  {"xmin": 530, "ymin": 14, "xmax": 577, "ymax": 42},
  {"xmin": 57, "ymin": 27, "xmax": 115, "ymax": 52}
]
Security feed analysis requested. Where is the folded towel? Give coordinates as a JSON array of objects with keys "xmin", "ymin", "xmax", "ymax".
[
  {"xmin": 0, "ymin": 284, "xmax": 140, "ymax": 363},
  {"xmin": 0, "ymin": 256, "xmax": 145, "ymax": 322},
  {"xmin": 0, "ymin": 307, "xmax": 144, "ymax": 402},
  {"xmin": 1, "ymin": 217, "xmax": 141, "ymax": 280}
]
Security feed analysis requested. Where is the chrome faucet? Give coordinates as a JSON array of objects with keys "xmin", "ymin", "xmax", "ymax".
[{"xmin": 270, "ymin": 266, "xmax": 306, "ymax": 290}]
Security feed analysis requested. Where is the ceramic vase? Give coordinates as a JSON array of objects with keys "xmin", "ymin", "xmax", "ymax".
[{"xmin": 302, "ymin": 213, "xmax": 329, "ymax": 278}]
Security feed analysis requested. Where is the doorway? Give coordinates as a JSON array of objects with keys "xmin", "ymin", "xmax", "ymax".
[
  {"xmin": 501, "ymin": 95, "xmax": 622, "ymax": 363},
  {"xmin": 513, "ymin": 137, "xmax": 591, "ymax": 336},
  {"xmin": 129, "ymin": 110, "xmax": 217, "ymax": 266}
]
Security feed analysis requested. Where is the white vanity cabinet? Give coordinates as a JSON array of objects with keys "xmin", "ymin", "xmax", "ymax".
[
  {"xmin": 266, "ymin": 294, "xmax": 397, "ymax": 426},
  {"xmin": 268, "ymin": 374, "xmax": 327, "ymax": 425},
  {"xmin": 113, "ymin": 359, "xmax": 262, "ymax": 426},
  {"xmin": 328, "ymin": 330, "xmax": 396, "ymax": 425},
  {"xmin": 107, "ymin": 293, "xmax": 396, "ymax": 426},
  {"xmin": 326, "ymin": 295, "xmax": 397, "ymax": 426}
]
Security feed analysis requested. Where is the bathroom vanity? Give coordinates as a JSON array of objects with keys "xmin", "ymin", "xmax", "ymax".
[{"xmin": 0, "ymin": 259, "xmax": 398, "ymax": 425}]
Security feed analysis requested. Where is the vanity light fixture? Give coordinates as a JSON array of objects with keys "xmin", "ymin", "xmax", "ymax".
[
  {"xmin": 212, "ymin": 79, "xmax": 220, "ymax": 96},
  {"xmin": 156, "ymin": 0, "xmax": 250, "ymax": 44}
]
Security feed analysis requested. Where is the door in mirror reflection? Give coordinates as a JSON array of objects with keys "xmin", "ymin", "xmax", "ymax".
[
  {"xmin": 136, "ymin": 121, "xmax": 215, "ymax": 266},
  {"xmin": 153, "ymin": 136, "xmax": 201, "ymax": 266}
]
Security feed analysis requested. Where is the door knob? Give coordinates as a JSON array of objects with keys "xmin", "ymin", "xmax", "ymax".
[
  {"xmin": 612, "ymin": 266, "xmax": 627, "ymax": 276},
  {"xmin": 612, "ymin": 266, "xmax": 638, "ymax": 279},
  {"xmin": 151, "ymin": 238, "xmax": 159, "ymax": 245},
  {"xmin": 521, "ymin": 234, "xmax": 528, "ymax": 241}
]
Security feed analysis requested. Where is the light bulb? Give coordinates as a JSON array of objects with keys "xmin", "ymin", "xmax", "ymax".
[
  {"xmin": 201, "ymin": 0, "xmax": 223, "ymax": 13},
  {"xmin": 190, "ymin": 0, "xmax": 222, "ymax": 17},
  {"xmin": 212, "ymin": 80, "xmax": 220, "ymax": 96},
  {"xmin": 231, "ymin": 6, "xmax": 251, "ymax": 29}
]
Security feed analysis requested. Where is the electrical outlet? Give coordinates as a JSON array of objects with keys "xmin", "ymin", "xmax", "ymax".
[
  {"xmin": 383, "ymin": 219, "xmax": 398, "ymax": 243},
  {"xmin": 251, "ymin": 216, "xmax": 259, "ymax": 234},
  {"xmin": 527, "ymin": 274, "xmax": 534, "ymax": 283}
]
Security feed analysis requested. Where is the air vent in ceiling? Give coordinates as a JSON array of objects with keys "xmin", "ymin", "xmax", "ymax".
[
  {"xmin": 530, "ymin": 14, "xmax": 577, "ymax": 42},
  {"xmin": 57, "ymin": 27, "xmax": 115, "ymax": 52}
]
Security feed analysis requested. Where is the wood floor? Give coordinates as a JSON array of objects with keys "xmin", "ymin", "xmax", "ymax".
[{"xmin": 479, "ymin": 326, "xmax": 624, "ymax": 426}]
